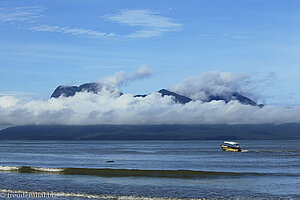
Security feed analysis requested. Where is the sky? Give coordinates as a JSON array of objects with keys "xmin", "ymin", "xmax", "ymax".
[
  {"xmin": 0, "ymin": 0, "xmax": 300, "ymax": 127},
  {"xmin": 0, "ymin": 0, "xmax": 299, "ymax": 105}
]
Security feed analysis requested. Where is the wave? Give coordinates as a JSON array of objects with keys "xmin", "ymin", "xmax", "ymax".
[
  {"xmin": 31, "ymin": 167, "xmax": 64, "ymax": 172},
  {"xmin": 0, "ymin": 165, "xmax": 294, "ymax": 179},
  {"xmin": 0, "ymin": 166, "xmax": 20, "ymax": 171},
  {"xmin": 0, "ymin": 189, "xmax": 204, "ymax": 200}
]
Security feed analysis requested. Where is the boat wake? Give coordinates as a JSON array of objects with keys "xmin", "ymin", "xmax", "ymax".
[{"xmin": 244, "ymin": 150, "xmax": 300, "ymax": 153}]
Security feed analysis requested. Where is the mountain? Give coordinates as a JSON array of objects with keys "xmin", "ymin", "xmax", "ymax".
[
  {"xmin": 134, "ymin": 89, "xmax": 192, "ymax": 104},
  {"xmin": 51, "ymin": 83, "xmax": 100, "ymax": 98},
  {"xmin": 135, "ymin": 89, "xmax": 262, "ymax": 106},
  {"xmin": 51, "ymin": 83, "xmax": 192, "ymax": 104},
  {"xmin": 158, "ymin": 89, "xmax": 193, "ymax": 104},
  {"xmin": 51, "ymin": 82, "xmax": 262, "ymax": 106},
  {"xmin": 0, "ymin": 123, "xmax": 300, "ymax": 140},
  {"xmin": 207, "ymin": 92, "xmax": 263, "ymax": 107}
]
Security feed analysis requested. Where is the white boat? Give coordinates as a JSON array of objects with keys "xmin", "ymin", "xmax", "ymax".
[{"xmin": 220, "ymin": 141, "xmax": 242, "ymax": 152}]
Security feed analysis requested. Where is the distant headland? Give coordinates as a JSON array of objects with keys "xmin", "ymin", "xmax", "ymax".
[{"xmin": 0, "ymin": 123, "xmax": 299, "ymax": 140}]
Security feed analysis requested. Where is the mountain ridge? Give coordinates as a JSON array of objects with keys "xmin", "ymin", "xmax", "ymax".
[{"xmin": 51, "ymin": 82, "xmax": 262, "ymax": 106}]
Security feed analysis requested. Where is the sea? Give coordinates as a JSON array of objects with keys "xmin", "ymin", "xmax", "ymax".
[{"xmin": 0, "ymin": 140, "xmax": 300, "ymax": 200}]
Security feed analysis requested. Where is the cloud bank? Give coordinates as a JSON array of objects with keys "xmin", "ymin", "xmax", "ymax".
[{"xmin": 0, "ymin": 69, "xmax": 300, "ymax": 127}]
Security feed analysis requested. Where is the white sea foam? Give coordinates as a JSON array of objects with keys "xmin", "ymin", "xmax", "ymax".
[
  {"xmin": 0, "ymin": 189, "xmax": 209, "ymax": 200},
  {"xmin": 0, "ymin": 166, "xmax": 20, "ymax": 171},
  {"xmin": 31, "ymin": 167, "xmax": 64, "ymax": 172}
]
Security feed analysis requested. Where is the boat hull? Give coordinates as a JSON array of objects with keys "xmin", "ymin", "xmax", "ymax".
[{"xmin": 220, "ymin": 145, "xmax": 242, "ymax": 152}]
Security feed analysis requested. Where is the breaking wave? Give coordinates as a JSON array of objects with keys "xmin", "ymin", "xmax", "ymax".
[
  {"xmin": 0, "ymin": 165, "xmax": 295, "ymax": 178},
  {"xmin": 0, "ymin": 189, "xmax": 205, "ymax": 200}
]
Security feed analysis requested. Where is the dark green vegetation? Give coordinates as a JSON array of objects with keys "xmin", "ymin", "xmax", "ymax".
[{"xmin": 0, "ymin": 124, "xmax": 299, "ymax": 140}]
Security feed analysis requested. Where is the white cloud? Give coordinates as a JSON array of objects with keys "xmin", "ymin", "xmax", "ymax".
[
  {"xmin": 198, "ymin": 33, "xmax": 251, "ymax": 40},
  {"xmin": 1, "ymin": 91, "xmax": 300, "ymax": 126},
  {"xmin": 0, "ymin": 96, "xmax": 20, "ymax": 108},
  {"xmin": 30, "ymin": 25, "xmax": 116, "ymax": 38},
  {"xmin": 95, "ymin": 65, "xmax": 153, "ymax": 94},
  {"xmin": 1, "ymin": 7, "xmax": 180, "ymax": 39},
  {"xmin": 171, "ymin": 71, "xmax": 278, "ymax": 104},
  {"xmin": 1, "ymin": 6, "xmax": 115, "ymax": 39},
  {"xmin": 0, "ymin": 6, "xmax": 43, "ymax": 23},
  {"xmin": 0, "ymin": 69, "xmax": 299, "ymax": 126},
  {"xmin": 171, "ymin": 71, "xmax": 250, "ymax": 101},
  {"xmin": 107, "ymin": 9, "xmax": 182, "ymax": 38},
  {"xmin": 231, "ymin": 35, "xmax": 251, "ymax": 39}
]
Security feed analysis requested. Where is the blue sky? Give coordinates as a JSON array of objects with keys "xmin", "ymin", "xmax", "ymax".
[{"xmin": 0, "ymin": 0, "xmax": 299, "ymax": 105}]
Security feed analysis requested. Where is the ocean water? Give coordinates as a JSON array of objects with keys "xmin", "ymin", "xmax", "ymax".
[{"xmin": 0, "ymin": 140, "xmax": 300, "ymax": 200}]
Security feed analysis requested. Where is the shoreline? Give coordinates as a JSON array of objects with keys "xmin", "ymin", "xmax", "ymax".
[{"xmin": 0, "ymin": 189, "xmax": 214, "ymax": 200}]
